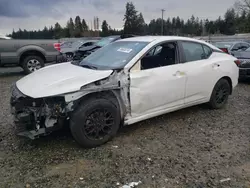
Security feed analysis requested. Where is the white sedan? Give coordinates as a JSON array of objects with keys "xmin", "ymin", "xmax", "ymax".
[{"xmin": 10, "ymin": 36, "xmax": 239, "ymax": 148}]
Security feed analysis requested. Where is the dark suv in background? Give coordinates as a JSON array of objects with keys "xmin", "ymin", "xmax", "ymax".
[{"xmin": 56, "ymin": 34, "xmax": 137, "ymax": 63}]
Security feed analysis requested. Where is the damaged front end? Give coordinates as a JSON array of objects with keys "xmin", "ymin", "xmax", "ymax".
[
  {"xmin": 10, "ymin": 85, "xmax": 68, "ymax": 139},
  {"xmin": 10, "ymin": 70, "xmax": 130, "ymax": 140}
]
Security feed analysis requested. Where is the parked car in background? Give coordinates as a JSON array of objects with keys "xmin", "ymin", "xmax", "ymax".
[
  {"xmin": 231, "ymin": 47, "xmax": 250, "ymax": 79},
  {"xmin": 11, "ymin": 36, "xmax": 238, "ymax": 148},
  {"xmin": 59, "ymin": 39, "xmax": 99, "ymax": 62},
  {"xmin": 70, "ymin": 34, "xmax": 137, "ymax": 62},
  {"xmin": 0, "ymin": 35, "xmax": 12, "ymax": 39},
  {"xmin": 214, "ymin": 41, "xmax": 250, "ymax": 54},
  {"xmin": 0, "ymin": 39, "xmax": 60, "ymax": 74}
]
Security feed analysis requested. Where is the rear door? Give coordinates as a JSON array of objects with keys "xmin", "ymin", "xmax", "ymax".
[{"xmin": 178, "ymin": 41, "xmax": 221, "ymax": 104}]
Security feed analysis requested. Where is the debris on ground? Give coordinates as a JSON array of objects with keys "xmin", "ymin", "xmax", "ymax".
[
  {"xmin": 220, "ymin": 178, "xmax": 231, "ymax": 183},
  {"xmin": 120, "ymin": 181, "xmax": 142, "ymax": 188}
]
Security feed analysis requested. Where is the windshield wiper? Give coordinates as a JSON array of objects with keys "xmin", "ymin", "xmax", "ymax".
[{"xmin": 81, "ymin": 64, "xmax": 98, "ymax": 70}]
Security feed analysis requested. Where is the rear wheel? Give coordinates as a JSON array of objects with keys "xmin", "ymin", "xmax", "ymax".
[
  {"xmin": 209, "ymin": 79, "xmax": 231, "ymax": 109},
  {"xmin": 70, "ymin": 98, "xmax": 120, "ymax": 148},
  {"xmin": 21, "ymin": 56, "xmax": 44, "ymax": 74}
]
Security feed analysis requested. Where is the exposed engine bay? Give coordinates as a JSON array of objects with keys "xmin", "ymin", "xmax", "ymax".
[{"xmin": 11, "ymin": 85, "xmax": 67, "ymax": 139}]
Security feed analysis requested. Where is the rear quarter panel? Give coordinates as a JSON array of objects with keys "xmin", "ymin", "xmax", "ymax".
[{"xmin": 212, "ymin": 52, "xmax": 239, "ymax": 89}]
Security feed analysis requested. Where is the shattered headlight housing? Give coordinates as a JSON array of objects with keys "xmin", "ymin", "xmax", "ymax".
[{"xmin": 10, "ymin": 84, "xmax": 26, "ymax": 104}]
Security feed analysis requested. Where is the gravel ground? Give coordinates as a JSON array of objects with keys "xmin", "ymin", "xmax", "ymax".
[{"xmin": 0, "ymin": 73, "xmax": 250, "ymax": 188}]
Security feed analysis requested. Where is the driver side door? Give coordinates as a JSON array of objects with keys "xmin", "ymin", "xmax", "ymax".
[{"xmin": 129, "ymin": 41, "xmax": 186, "ymax": 118}]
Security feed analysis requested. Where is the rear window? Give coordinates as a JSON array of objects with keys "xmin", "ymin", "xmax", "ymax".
[
  {"xmin": 95, "ymin": 37, "xmax": 118, "ymax": 47},
  {"xmin": 61, "ymin": 41, "xmax": 74, "ymax": 48}
]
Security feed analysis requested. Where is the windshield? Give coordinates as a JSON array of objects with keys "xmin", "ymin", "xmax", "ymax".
[
  {"xmin": 214, "ymin": 42, "xmax": 234, "ymax": 49},
  {"xmin": 95, "ymin": 37, "xmax": 118, "ymax": 47},
  {"xmin": 79, "ymin": 41, "xmax": 149, "ymax": 70}
]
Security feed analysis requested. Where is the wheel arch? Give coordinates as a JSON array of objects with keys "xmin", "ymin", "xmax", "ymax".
[
  {"xmin": 19, "ymin": 50, "xmax": 46, "ymax": 65},
  {"xmin": 73, "ymin": 90, "xmax": 127, "ymax": 122},
  {"xmin": 220, "ymin": 76, "xmax": 233, "ymax": 94}
]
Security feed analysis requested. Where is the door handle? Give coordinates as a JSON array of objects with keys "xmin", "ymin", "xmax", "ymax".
[
  {"xmin": 173, "ymin": 71, "xmax": 185, "ymax": 77},
  {"xmin": 212, "ymin": 63, "xmax": 220, "ymax": 68}
]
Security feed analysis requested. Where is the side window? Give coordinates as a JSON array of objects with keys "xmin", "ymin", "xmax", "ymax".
[
  {"xmin": 82, "ymin": 42, "xmax": 89, "ymax": 47},
  {"xmin": 240, "ymin": 43, "xmax": 250, "ymax": 50},
  {"xmin": 232, "ymin": 43, "xmax": 241, "ymax": 51},
  {"xmin": 181, "ymin": 42, "xmax": 205, "ymax": 62},
  {"xmin": 85, "ymin": 42, "xmax": 94, "ymax": 46},
  {"xmin": 203, "ymin": 45, "xmax": 212, "ymax": 58},
  {"xmin": 141, "ymin": 42, "xmax": 177, "ymax": 70}
]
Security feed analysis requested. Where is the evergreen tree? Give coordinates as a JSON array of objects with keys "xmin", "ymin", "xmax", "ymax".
[
  {"xmin": 123, "ymin": 2, "xmax": 139, "ymax": 34},
  {"xmin": 137, "ymin": 12, "xmax": 146, "ymax": 34},
  {"xmin": 67, "ymin": 18, "xmax": 75, "ymax": 37},
  {"xmin": 101, "ymin": 20, "xmax": 109, "ymax": 36},
  {"xmin": 224, "ymin": 9, "xmax": 236, "ymax": 35},
  {"xmin": 54, "ymin": 22, "xmax": 62, "ymax": 39},
  {"xmin": 74, "ymin": 16, "xmax": 83, "ymax": 37},
  {"xmin": 82, "ymin": 19, "xmax": 88, "ymax": 31}
]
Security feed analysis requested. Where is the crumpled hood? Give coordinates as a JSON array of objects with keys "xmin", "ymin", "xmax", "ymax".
[{"xmin": 16, "ymin": 62, "xmax": 113, "ymax": 98}]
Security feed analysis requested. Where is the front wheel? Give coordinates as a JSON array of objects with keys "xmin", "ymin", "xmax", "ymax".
[
  {"xmin": 70, "ymin": 98, "xmax": 120, "ymax": 148},
  {"xmin": 209, "ymin": 79, "xmax": 231, "ymax": 109}
]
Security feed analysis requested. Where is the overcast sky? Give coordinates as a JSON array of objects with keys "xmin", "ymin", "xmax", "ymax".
[{"xmin": 0, "ymin": 0, "xmax": 236, "ymax": 35}]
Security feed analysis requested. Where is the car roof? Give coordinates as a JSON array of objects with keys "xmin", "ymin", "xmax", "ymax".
[
  {"xmin": 215, "ymin": 41, "xmax": 249, "ymax": 44},
  {"xmin": 119, "ymin": 36, "xmax": 219, "ymax": 49},
  {"xmin": 120, "ymin": 36, "xmax": 208, "ymax": 43},
  {"xmin": 82, "ymin": 39, "xmax": 98, "ymax": 42},
  {"xmin": 121, "ymin": 36, "xmax": 227, "ymax": 52}
]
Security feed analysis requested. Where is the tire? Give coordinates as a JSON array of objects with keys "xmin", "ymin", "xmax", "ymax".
[
  {"xmin": 21, "ymin": 56, "xmax": 45, "ymax": 74},
  {"xmin": 70, "ymin": 97, "xmax": 121, "ymax": 148},
  {"xmin": 209, "ymin": 78, "xmax": 231, "ymax": 109},
  {"xmin": 65, "ymin": 53, "xmax": 74, "ymax": 62}
]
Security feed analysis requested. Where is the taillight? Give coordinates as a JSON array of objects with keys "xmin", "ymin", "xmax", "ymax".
[
  {"xmin": 234, "ymin": 60, "xmax": 241, "ymax": 66},
  {"xmin": 54, "ymin": 43, "xmax": 61, "ymax": 51},
  {"xmin": 220, "ymin": 48, "xmax": 229, "ymax": 54}
]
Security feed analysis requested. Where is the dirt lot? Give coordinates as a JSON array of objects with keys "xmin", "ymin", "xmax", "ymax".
[{"xmin": 0, "ymin": 72, "xmax": 250, "ymax": 188}]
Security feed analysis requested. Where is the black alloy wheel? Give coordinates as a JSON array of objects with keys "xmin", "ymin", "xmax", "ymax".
[
  {"xmin": 83, "ymin": 108, "xmax": 115, "ymax": 140},
  {"xmin": 209, "ymin": 78, "xmax": 231, "ymax": 109},
  {"xmin": 70, "ymin": 98, "xmax": 120, "ymax": 148}
]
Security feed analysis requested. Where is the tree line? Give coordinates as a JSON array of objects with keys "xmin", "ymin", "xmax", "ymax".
[{"xmin": 8, "ymin": 0, "xmax": 250, "ymax": 39}]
